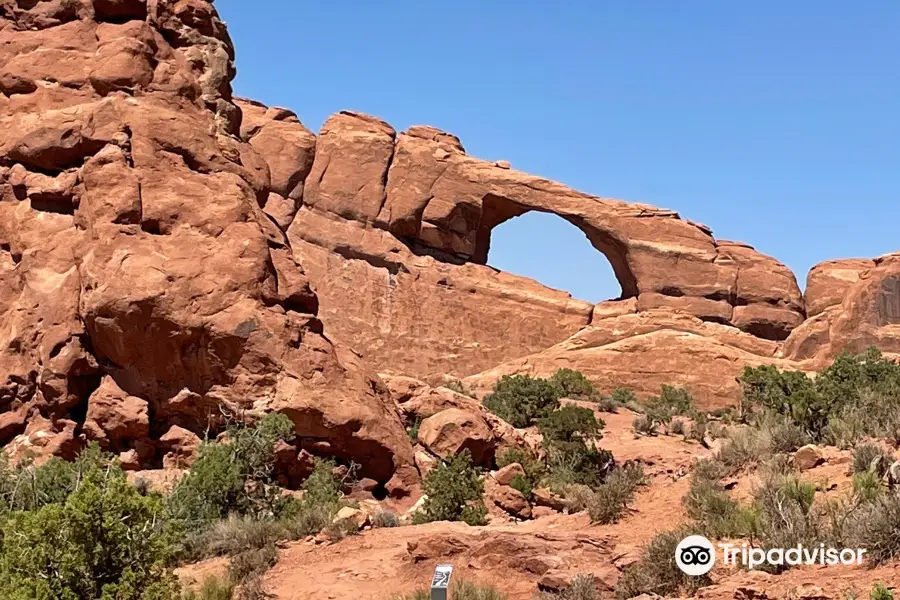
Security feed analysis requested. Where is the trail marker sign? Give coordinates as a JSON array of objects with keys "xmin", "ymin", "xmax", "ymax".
[{"xmin": 430, "ymin": 564, "xmax": 453, "ymax": 600}]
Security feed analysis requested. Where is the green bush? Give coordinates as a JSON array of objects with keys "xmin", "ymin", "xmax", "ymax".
[
  {"xmin": 853, "ymin": 470, "xmax": 883, "ymax": 503},
  {"xmin": 495, "ymin": 447, "xmax": 545, "ymax": 488},
  {"xmin": 539, "ymin": 406, "xmax": 603, "ymax": 445},
  {"xmin": 615, "ymin": 527, "xmax": 710, "ymax": 598},
  {"xmin": 643, "ymin": 385, "xmax": 694, "ymax": 431},
  {"xmin": 483, "ymin": 374, "xmax": 561, "ymax": 428},
  {"xmin": 684, "ymin": 473, "xmax": 744, "ymax": 538},
  {"xmin": 611, "ymin": 388, "xmax": 638, "ymax": 406},
  {"xmin": 550, "ymin": 368, "xmax": 598, "ymax": 399},
  {"xmin": 871, "ymin": 584, "xmax": 894, "ymax": 600},
  {"xmin": 544, "ymin": 444, "xmax": 615, "ymax": 490},
  {"xmin": 451, "ymin": 579, "xmax": 507, "ymax": 600},
  {"xmin": 509, "ymin": 474, "xmax": 533, "ymax": 500},
  {"xmin": 0, "ymin": 445, "xmax": 180, "ymax": 600},
  {"xmin": 740, "ymin": 348, "xmax": 900, "ymax": 442},
  {"xmin": 167, "ymin": 413, "xmax": 296, "ymax": 529},
  {"xmin": 407, "ymin": 417, "xmax": 422, "ymax": 442},
  {"xmin": 394, "ymin": 580, "xmax": 505, "ymax": 600},
  {"xmin": 414, "ymin": 450, "xmax": 487, "ymax": 526}
]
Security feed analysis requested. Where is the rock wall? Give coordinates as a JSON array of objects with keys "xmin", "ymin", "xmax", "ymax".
[{"xmin": 0, "ymin": 0, "xmax": 415, "ymax": 493}]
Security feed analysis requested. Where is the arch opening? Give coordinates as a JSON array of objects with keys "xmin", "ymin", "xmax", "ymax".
[{"xmin": 474, "ymin": 194, "xmax": 632, "ymax": 304}]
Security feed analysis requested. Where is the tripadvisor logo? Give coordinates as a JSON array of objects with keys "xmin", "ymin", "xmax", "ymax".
[{"xmin": 675, "ymin": 535, "xmax": 867, "ymax": 575}]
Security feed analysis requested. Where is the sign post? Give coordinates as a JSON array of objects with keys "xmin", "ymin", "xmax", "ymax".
[{"xmin": 431, "ymin": 564, "xmax": 453, "ymax": 600}]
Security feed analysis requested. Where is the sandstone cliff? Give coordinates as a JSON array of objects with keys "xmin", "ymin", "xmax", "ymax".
[
  {"xmin": 0, "ymin": 0, "xmax": 415, "ymax": 493},
  {"xmin": 1, "ymin": 0, "xmax": 898, "ymax": 481}
]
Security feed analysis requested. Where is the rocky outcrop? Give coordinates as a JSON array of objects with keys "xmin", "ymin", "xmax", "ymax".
[
  {"xmin": 0, "ymin": 0, "xmax": 414, "ymax": 491},
  {"xmin": 784, "ymin": 254, "xmax": 900, "ymax": 364}
]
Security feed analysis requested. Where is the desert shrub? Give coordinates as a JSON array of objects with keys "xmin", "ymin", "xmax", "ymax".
[
  {"xmin": 741, "ymin": 348, "xmax": 900, "ymax": 442},
  {"xmin": 444, "ymin": 380, "xmax": 476, "ymax": 398},
  {"xmin": 539, "ymin": 406, "xmax": 603, "ymax": 445},
  {"xmin": 615, "ymin": 527, "xmax": 710, "ymax": 598},
  {"xmin": 587, "ymin": 462, "xmax": 646, "ymax": 524},
  {"xmin": 227, "ymin": 545, "xmax": 277, "ymax": 584},
  {"xmin": 372, "ymin": 510, "xmax": 399, "ymax": 528},
  {"xmin": 509, "ymin": 474, "xmax": 532, "ymax": 500},
  {"xmin": 759, "ymin": 414, "xmax": 809, "ymax": 453},
  {"xmin": 853, "ymin": 470, "xmax": 883, "ymax": 503},
  {"xmin": 390, "ymin": 590, "xmax": 430, "ymax": 600},
  {"xmin": 181, "ymin": 576, "xmax": 235, "ymax": 600},
  {"xmin": 846, "ymin": 490, "xmax": 900, "ymax": 564},
  {"xmin": 414, "ymin": 450, "xmax": 487, "ymax": 526},
  {"xmin": 643, "ymin": 385, "xmax": 694, "ymax": 431},
  {"xmin": 538, "ymin": 574, "xmax": 599, "ymax": 600},
  {"xmin": 451, "ymin": 579, "xmax": 507, "ymax": 600},
  {"xmin": 669, "ymin": 419, "xmax": 686, "ymax": 436},
  {"xmin": 631, "ymin": 413, "xmax": 654, "ymax": 435},
  {"xmin": 595, "ymin": 395, "xmax": 619, "ymax": 413},
  {"xmin": 483, "ymin": 374, "xmax": 562, "ymax": 428},
  {"xmin": 539, "ymin": 406, "xmax": 613, "ymax": 489},
  {"xmin": 495, "ymin": 447, "xmax": 546, "ymax": 488},
  {"xmin": 0, "ymin": 446, "xmax": 112, "ymax": 513},
  {"xmin": 853, "ymin": 443, "xmax": 893, "ymax": 477},
  {"xmin": 550, "ymin": 368, "xmax": 598, "ymax": 399},
  {"xmin": 561, "ymin": 484, "xmax": 595, "ymax": 513},
  {"xmin": 715, "ymin": 426, "xmax": 767, "ymax": 470},
  {"xmin": 871, "ymin": 584, "xmax": 894, "ymax": 600},
  {"xmin": 407, "ymin": 417, "xmax": 422, "ymax": 442},
  {"xmin": 0, "ymin": 445, "xmax": 180, "ymax": 600},
  {"xmin": 749, "ymin": 474, "xmax": 826, "ymax": 570},
  {"xmin": 611, "ymin": 388, "xmax": 638, "ymax": 407},
  {"xmin": 285, "ymin": 458, "xmax": 343, "ymax": 536},
  {"xmin": 684, "ymin": 473, "xmax": 744, "ymax": 538},
  {"xmin": 544, "ymin": 444, "xmax": 615, "ymax": 489},
  {"xmin": 182, "ymin": 515, "xmax": 291, "ymax": 560},
  {"xmin": 167, "ymin": 413, "xmax": 296, "ymax": 529}
]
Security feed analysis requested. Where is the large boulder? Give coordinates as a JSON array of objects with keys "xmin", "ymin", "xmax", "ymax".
[
  {"xmin": 417, "ymin": 408, "xmax": 495, "ymax": 467},
  {"xmin": 82, "ymin": 376, "xmax": 149, "ymax": 452}
]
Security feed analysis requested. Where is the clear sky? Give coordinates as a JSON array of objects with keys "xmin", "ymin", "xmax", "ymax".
[{"xmin": 217, "ymin": 1, "xmax": 899, "ymax": 303}]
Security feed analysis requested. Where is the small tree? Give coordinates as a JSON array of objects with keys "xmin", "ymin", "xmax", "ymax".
[
  {"xmin": 483, "ymin": 374, "xmax": 561, "ymax": 428},
  {"xmin": 167, "ymin": 413, "xmax": 295, "ymax": 529},
  {"xmin": 414, "ymin": 450, "xmax": 487, "ymax": 526},
  {"xmin": 550, "ymin": 368, "xmax": 597, "ymax": 399},
  {"xmin": 539, "ymin": 406, "xmax": 603, "ymax": 445},
  {"xmin": 0, "ymin": 446, "xmax": 179, "ymax": 600},
  {"xmin": 644, "ymin": 385, "xmax": 694, "ymax": 431}
]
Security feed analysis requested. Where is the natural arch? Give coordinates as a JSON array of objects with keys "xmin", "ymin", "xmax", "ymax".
[{"xmin": 472, "ymin": 193, "xmax": 638, "ymax": 300}]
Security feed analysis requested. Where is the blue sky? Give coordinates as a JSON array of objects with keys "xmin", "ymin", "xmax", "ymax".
[{"xmin": 218, "ymin": 1, "xmax": 899, "ymax": 303}]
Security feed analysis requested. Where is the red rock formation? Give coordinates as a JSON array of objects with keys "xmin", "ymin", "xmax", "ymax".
[
  {"xmin": 0, "ymin": 0, "xmax": 414, "ymax": 491},
  {"xmin": 247, "ymin": 107, "xmax": 808, "ymax": 381}
]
